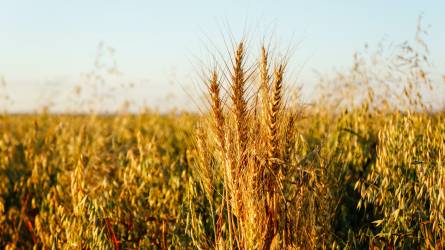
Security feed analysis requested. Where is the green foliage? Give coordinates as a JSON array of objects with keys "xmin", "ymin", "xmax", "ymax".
[
  {"xmin": 0, "ymin": 114, "xmax": 197, "ymax": 249},
  {"xmin": 356, "ymin": 113, "xmax": 445, "ymax": 248},
  {"xmin": 0, "ymin": 110, "xmax": 444, "ymax": 248}
]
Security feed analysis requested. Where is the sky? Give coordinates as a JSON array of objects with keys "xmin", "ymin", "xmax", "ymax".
[{"xmin": 0, "ymin": 0, "xmax": 444, "ymax": 113}]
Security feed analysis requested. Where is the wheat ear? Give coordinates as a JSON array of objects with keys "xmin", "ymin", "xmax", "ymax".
[{"xmin": 230, "ymin": 42, "xmax": 248, "ymax": 169}]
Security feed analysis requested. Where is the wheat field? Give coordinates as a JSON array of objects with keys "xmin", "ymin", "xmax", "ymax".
[{"xmin": 1, "ymin": 31, "xmax": 445, "ymax": 249}]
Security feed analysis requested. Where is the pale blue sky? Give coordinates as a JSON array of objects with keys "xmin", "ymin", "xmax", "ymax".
[{"xmin": 0, "ymin": 0, "xmax": 444, "ymax": 112}]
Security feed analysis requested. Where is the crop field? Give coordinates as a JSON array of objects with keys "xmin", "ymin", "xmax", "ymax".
[
  {"xmin": 1, "ymin": 29, "xmax": 445, "ymax": 250},
  {"xmin": 1, "ymin": 106, "xmax": 444, "ymax": 249}
]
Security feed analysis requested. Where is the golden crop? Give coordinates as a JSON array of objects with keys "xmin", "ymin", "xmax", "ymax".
[{"xmin": 1, "ymin": 31, "xmax": 444, "ymax": 249}]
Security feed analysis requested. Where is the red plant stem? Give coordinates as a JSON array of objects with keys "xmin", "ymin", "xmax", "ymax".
[
  {"xmin": 105, "ymin": 218, "xmax": 120, "ymax": 250},
  {"xmin": 22, "ymin": 214, "xmax": 37, "ymax": 245}
]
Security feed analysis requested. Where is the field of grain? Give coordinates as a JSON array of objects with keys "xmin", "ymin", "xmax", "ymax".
[{"xmin": 1, "ymin": 34, "xmax": 445, "ymax": 249}]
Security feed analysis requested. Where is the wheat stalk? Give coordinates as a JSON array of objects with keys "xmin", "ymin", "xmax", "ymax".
[
  {"xmin": 230, "ymin": 42, "xmax": 248, "ymax": 171},
  {"xmin": 267, "ymin": 64, "xmax": 284, "ymax": 168},
  {"xmin": 209, "ymin": 70, "xmax": 225, "ymax": 154}
]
